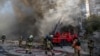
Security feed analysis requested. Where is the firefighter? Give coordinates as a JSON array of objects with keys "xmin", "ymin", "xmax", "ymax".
[
  {"xmin": 88, "ymin": 40, "xmax": 94, "ymax": 56},
  {"xmin": 45, "ymin": 39, "xmax": 54, "ymax": 56},
  {"xmin": 72, "ymin": 38, "xmax": 81, "ymax": 56},
  {"xmin": 25, "ymin": 35, "xmax": 33, "ymax": 54},
  {"xmin": 1, "ymin": 35, "xmax": 6, "ymax": 44},
  {"xmin": 50, "ymin": 34, "xmax": 53, "ymax": 39},
  {"xmin": 43, "ymin": 37, "xmax": 47, "ymax": 50},
  {"xmin": 19, "ymin": 36, "xmax": 23, "ymax": 47}
]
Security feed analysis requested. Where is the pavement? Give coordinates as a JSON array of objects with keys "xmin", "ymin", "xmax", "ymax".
[
  {"xmin": 0, "ymin": 40, "xmax": 89, "ymax": 56},
  {"xmin": 0, "ymin": 45, "xmax": 18, "ymax": 56}
]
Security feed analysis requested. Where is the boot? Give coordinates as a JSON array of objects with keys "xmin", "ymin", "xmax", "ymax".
[{"xmin": 45, "ymin": 51, "xmax": 47, "ymax": 55}]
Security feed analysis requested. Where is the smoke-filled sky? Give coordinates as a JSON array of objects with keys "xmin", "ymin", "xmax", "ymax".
[
  {"xmin": 0, "ymin": 0, "xmax": 82, "ymax": 39},
  {"xmin": 0, "ymin": 0, "xmax": 17, "ymax": 39},
  {"xmin": 38, "ymin": 0, "xmax": 81, "ymax": 35}
]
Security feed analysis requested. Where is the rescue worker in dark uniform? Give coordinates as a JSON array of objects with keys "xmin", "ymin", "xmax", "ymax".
[
  {"xmin": 26, "ymin": 35, "xmax": 33, "ymax": 54},
  {"xmin": 19, "ymin": 36, "xmax": 23, "ymax": 47},
  {"xmin": 88, "ymin": 40, "xmax": 94, "ymax": 56},
  {"xmin": 1, "ymin": 35, "xmax": 6, "ymax": 44},
  {"xmin": 44, "ymin": 39, "xmax": 54, "ymax": 56},
  {"xmin": 72, "ymin": 38, "xmax": 81, "ymax": 56}
]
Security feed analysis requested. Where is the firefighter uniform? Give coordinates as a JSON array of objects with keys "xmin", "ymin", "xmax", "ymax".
[
  {"xmin": 19, "ymin": 36, "xmax": 23, "ymax": 47},
  {"xmin": 88, "ymin": 40, "xmax": 94, "ymax": 56},
  {"xmin": 45, "ymin": 39, "xmax": 54, "ymax": 56},
  {"xmin": 1, "ymin": 35, "xmax": 6, "ymax": 44},
  {"xmin": 26, "ymin": 35, "xmax": 33, "ymax": 54}
]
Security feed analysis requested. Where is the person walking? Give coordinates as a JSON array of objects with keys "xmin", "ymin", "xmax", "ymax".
[
  {"xmin": 45, "ymin": 39, "xmax": 54, "ymax": 56},
  {"xmin": 88, "ymin": 40, "xmax": 94, "ymax": 56},
  {"xmin": 25, "ymin": 35, "xmax": 33, "ymax": 54},
  {"xmin": 1, "ymin": 35, "xmax": 6, "ymax": 44},
  {"xmin": 72, "ymin": 38, "xmax": 81, "ymax": 56},
  {"xmin": 19, "ymin": 36, "xmax": 23, "ymax": 47}
]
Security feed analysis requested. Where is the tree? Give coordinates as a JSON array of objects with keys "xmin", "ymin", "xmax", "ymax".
[{"xmin": 85, "ymin": 15, "xmax": 100, "ymax": 35}]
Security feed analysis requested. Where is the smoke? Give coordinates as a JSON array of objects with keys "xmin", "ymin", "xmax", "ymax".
[
  {"xmin": 0, "ymin": 0, "xmax": 17, "ymax": 39},
  {"xmin": 38, "ymin": 0, "xmax": 82, "ymax": 36},
  {"xmin": 0, "ymin": 0, "xmax": 82, "ymax": 39},
  {"xmin": 17, "ymin": 0, "xmax": 81, "ymax": 36},
  {"xmin": 12, "ymin": 0, "xmax": 42, "ymax": 37}
]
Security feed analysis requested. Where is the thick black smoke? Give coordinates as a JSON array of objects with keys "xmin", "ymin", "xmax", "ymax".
[{"xmin": 0, "ymin": 0, "xmax": 82, "ymax": 39}]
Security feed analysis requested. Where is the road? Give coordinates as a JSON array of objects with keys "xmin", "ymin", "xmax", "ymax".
[
  {"xmin": 0, "ymin": 41, "xmax": 89, "ymax": 56},
  {"xmin": 0, "ymin": 46, "xmax": 19, "ymax": 56},
  {"xmin": 0, "ymin": 45, "xmax": 88, "ymax": 56}
]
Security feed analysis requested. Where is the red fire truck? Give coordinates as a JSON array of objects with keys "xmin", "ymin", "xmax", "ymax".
[{"xmin": 52, "ymin": 32, "xmax": 78, "ymax": 45}]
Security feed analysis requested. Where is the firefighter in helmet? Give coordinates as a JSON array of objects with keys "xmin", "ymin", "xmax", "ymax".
[
  {"xmin": 26, "ymin": 35, "xmax": 33, "ymax": 54},
  {"xmin": 19, "ymin": 36, "xmax": 23, "ymax": 47},
  {"xmin": 45, "ymin": 39, "xmax": 54, "ymax": 56},
  {"xmin": 1, "ymin": 35, "xmax": 6, "ymax": 44}
]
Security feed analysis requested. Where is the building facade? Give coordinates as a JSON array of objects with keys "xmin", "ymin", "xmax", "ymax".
[{"xmin": 89, "ymin": 0, "xmax": 100, "ymax": 15}]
